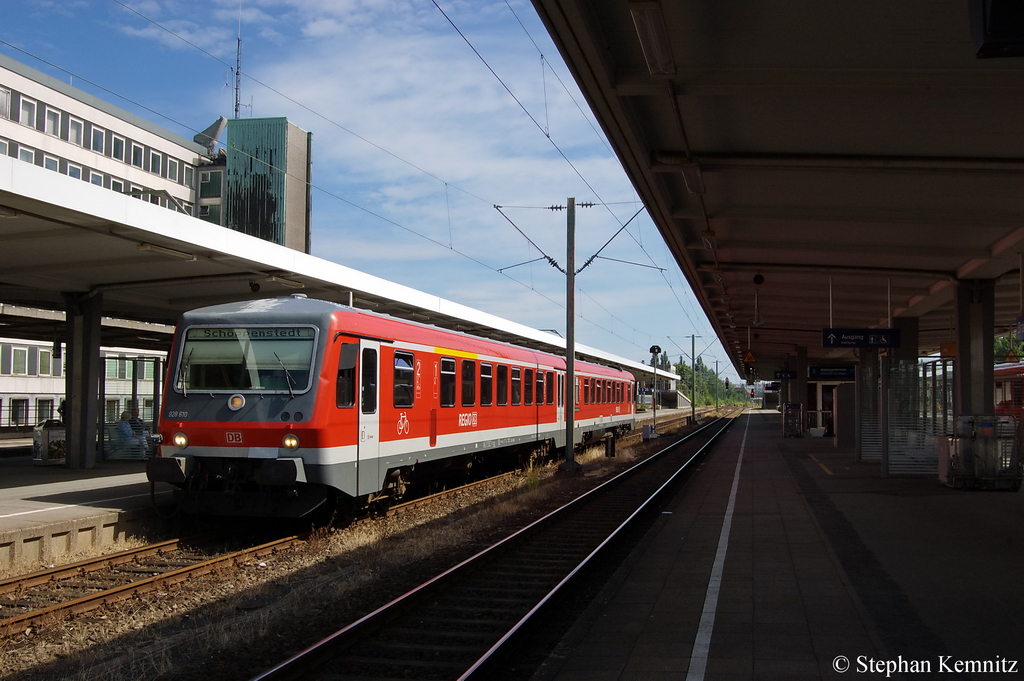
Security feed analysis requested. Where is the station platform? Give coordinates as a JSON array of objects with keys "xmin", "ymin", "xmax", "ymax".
[
  {"xmin": 536, "ymin": 408, "xmax": 1024, "ymax": 680},
  {"xmin": 0, "ymin": 452, "xmax": 172, "ymax": 573}
]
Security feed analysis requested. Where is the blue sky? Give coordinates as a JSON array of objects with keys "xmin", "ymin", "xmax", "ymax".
[{"xmin": 3, "ymin": 0, "xmax": 737, "ymax": 380}]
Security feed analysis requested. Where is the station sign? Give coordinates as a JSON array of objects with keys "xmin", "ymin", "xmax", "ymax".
[
  {"xmin": 774, "ymin": 370, "xmax": 797, "ymax": 380},
  {"xmin": 809, "ymin": 365, "xmax": 856, "ymax": 380},
  {"xmin": 822, "ymin": 328, "xmax": 900, "ymax": 348}
]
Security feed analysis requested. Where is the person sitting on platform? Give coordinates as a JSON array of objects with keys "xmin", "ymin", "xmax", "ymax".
[{"xmin": 117, "ymin": 411, "xmax": 145, "ymax": 456}]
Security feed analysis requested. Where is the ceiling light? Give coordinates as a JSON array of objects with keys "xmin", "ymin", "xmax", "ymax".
[
  {"xmin": 136, "ymin": 242, "xmax": 197, "ymax": 261},
  {"xmin": 629, "ymin": 1, "xmax": 675, "ymax": 76},
  {"xmin": 266, "ymin": 275, "xmax": 304, "ymax": 288}
]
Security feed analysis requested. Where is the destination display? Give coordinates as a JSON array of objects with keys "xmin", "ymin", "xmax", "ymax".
[{"xmin": 822, "ymin": 328, "xmax": 900, "ymax": 348}]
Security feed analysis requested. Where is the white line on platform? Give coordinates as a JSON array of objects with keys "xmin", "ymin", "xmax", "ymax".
[
  {"xmin": 0, "ymin": 490, "xmax": 171, "ymax": 520},
  {"xmin": 686, "ymin": 413, "xmax": 748, "ymax": 681}
]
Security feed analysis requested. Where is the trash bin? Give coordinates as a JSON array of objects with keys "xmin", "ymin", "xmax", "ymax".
[{"xmin": 33, "ymin": 419, "xmax": 66, "ymax": 466}]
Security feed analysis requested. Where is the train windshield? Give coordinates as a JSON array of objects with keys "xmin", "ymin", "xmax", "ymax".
[{"xmin": 176, "ymin": 326, "xmax": 317, "ymax": 394}]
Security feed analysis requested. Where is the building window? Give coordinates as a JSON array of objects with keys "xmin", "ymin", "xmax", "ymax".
[
  {"xmin": 19, "ymin": 97, "xmax": 36, "ymax": 127},
  {"xmin": 184, "ymin": 165, "xmax": 194, "ymax": 188},
  {"xmin": 111, "ymin": 178, "xmax": 124, "ymax": 194},
  {"xmin": 199, "ymin": 170, "xmax": 222, "ymax": 198},
  {"xmin": 149, "ymin": 151, "xmax": 161, "ymax": 175},
  {"xmin": 131, "ymin": 143, "xmax": 143, "ymax": 167},
  {"xmin": 90, "ymin": 171, "xmax": 103, "ymax": 186},
  {"xmin": 0, "ymin": 88, "xmax": 9, "ymax": 119},
  {"xmin": 92, "ymin": 127, "xmax": 105, "ymax": 153},
  {"xmin": 12, "ymin": 348, "xmax": 27, "ymax": 375},
  {"xmin": 130, "ymin": 184, "xmax": 143, "ymax": 199},
  {"xmin": 112, "ymin": 135, "xmax": 125, "ymax": 161},
  {"xmin": 167, "ymin": 157, "xmax": 179, "ymax": 183},
  {"xmin": 36, "ymin": 399, "xmax": 54, "ymax": 422},
  {"xmin": 18, "ymin": 146, "xmax": 35, "ymax": 164},
  {"xmin": 43, "ymin": 155, "xmax": 58, "ymax": 172},
  {"xmin": 0, "ymin": 138, "xmax": 7, "ymax": 156},
  {"xmin": 67, "ymin": 163, "xmax": 82, "ymax": 180},
  {"xmin": 11, "ymin": 399, "xmax": 29, "ymax": 426},
  {"xmin": 39, "ymin": 349, "xmax": 51, "ymax": 376},
  {"xmin": 44, "ymin": 107, "xmax": 60, "ymax": 136},
  {"xmin": 183, "ymin": 202, "xmax": 193, "ymax": 216},
  {"xmin": 68, "ymin": 117, "xmax": 83, "ymax": 146}
]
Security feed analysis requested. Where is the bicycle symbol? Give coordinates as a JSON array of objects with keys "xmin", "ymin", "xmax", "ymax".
[{"xmin": 397, "ymin": 412, "xmax": 410, "ymax": 436}]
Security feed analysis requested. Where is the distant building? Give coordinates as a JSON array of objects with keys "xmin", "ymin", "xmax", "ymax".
[
  {"xmin": 0, "ymin": 337, "xmax": 163, "ymax": 430},
  {"xmin": 0, "ymin": 53, "xmax": 311, "ymax": 252}
]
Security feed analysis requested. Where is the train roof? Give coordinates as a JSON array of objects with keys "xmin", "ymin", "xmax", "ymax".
[{"xmin": 177, "ymin": 295, "xmax": 635, "ymax": 379}]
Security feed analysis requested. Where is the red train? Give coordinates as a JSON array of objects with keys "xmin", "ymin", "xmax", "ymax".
[
  {"xmin": 147, "ymin": 294, "xmax": 636, "ymax": 517},
  {"xmin": 995, "ymin": 362, "xmax": 1024, "ymax": 420}
]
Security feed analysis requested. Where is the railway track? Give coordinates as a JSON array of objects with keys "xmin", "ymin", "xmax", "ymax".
[
  {"xmin": 0, "ymin": 534, "xmax": 306, "ymax": 636},
  {"xmin": 0, "ymin": 405, "xmax": 737, "ymax": 644},
  {"xmin": 251, "ymin": 415, "xmax": 736, "ymax": 681}
]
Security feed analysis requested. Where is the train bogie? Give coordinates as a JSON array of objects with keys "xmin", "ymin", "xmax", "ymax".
[{"xmin": 147, "ymin": 295, "xmax": 636, "ymax": 517}]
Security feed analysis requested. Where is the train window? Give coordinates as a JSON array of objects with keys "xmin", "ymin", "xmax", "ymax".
[
  {"xmin": 361, "ymin": 348, "xmax": 377, "ymax": 414},
  {"xmin": 178, "ymin": 325, "xmax": 316, "ymax": 394},
  {"xmin": 558, "ymin": 374, "xmax": 564, "ymax": 407},
  {"xmin": 497, "ymin": 365, "xmax": 508, "ymax": 406},
  {"xmin": 546, "ymin": 372, "xmax": 555, "ymax": 404},
  {"xmin": 336, "ymin": 343, "xmax": 357, "ymax": 408},
  {"xmin": 480, "ymin": 363, "xmax": 493, "ymax": 406},
  {"xmin": 394, "ymin": 351, "xmax": 415, "ymax": 408},
  {"xmin": 462, "ymin": 359, "xmax": 476, "ymax": 407},
  {"xmin": 440, "ymin": 358, "xmax": 456, "ymax": 407},
  {"xmin": 536, "ymin": 370, "xmax": 544, "ymax": 405},
  {"xmin": 1015, "ymin": 377, "xmax": 1023, "ymax": 407},
  {"xmin": 511, "ymin": 367, "xmax": 521, "ymax": 405},
  {"xmin": 525, "ymin": 368, "xmax": 534, "ymax": 405}
]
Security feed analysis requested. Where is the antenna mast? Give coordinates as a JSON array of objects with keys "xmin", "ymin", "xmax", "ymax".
[{"xmin": 234, "ymin": 5, "xmax": 242, "ymax": 119}]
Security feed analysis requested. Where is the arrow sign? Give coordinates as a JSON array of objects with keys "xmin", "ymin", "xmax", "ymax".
[{"xmin": 822, "ymin": 328, "xmax": 900, "ymax": 348}]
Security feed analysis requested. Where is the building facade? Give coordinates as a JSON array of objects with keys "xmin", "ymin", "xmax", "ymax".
[{"xmin": 0, "ymin": 53, "xmax": 311, "ymax": 252}]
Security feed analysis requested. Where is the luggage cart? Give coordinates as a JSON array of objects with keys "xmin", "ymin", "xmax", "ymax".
[{"xmin": 782, "ymin": 403, "xmax": 803, "ymax": 437}]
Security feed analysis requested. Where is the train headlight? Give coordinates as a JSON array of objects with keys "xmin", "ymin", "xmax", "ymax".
[
  {"xmin": 172, "ymin": 432, "xmax": 189, "ymax": 449},
  {"xmin": 228, "ymin": 394, "xmax": 245, "ymax": 411},
  {"xmin": 282, "ymin": 434, "xmax": 300, "ymax": 451}
]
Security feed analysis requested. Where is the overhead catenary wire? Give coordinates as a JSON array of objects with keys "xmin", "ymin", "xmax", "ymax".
[{"xmin": 7, "ymin": 6, "xmax": 709, "ymax": 356}]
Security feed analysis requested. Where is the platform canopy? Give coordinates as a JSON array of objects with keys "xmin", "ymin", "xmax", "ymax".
[
  {"xmin": 0, "ymin": 157, "xmax": 675, "ymax": 381},
  {"xmin": 531, "ymin": 0, "xmax": 1024, "ymax": 377}
]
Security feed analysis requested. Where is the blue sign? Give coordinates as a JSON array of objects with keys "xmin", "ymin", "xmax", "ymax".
[{"xmin": 822, "ymin": 328, "xmax": 900, "ymax": 348}]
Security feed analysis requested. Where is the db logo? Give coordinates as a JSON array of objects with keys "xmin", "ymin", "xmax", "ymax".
[{"xmin": 226, "ymin": 432, "xmax": 244, "ymax": 444}]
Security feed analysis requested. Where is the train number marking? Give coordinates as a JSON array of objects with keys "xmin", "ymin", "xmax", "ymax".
[
  {"xmin": 166, "ymin": 410, "xmax": 188, "ymax": 419},
  {"xmin": 397, "ymin": 412, "xmax": 411, "ymax": 435},
  {"xmin": 458, "ymin": 412, "xmax": 478, "ymax": 427},
  {"xmin": 226, "ymin": 432, "xmax": 244, "ymax": 444}
]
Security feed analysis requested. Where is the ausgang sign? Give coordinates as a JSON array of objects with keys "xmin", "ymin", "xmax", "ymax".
[{"xmin": 822, "ymin": 328, "xmax": 900, "ymax": 348}]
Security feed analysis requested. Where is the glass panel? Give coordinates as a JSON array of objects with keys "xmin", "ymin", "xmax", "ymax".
[
  {"xmin": 176, "ymin": 326, "xmax": 317, "ymax": 393},
  {"xmin": 440, "ymin": 357, "xmax": 456, "ymax": 407},
  {"xmin": 461, "ymin": 359, "xmax": 475, "ymax": 407},
  {"xmin": 394, "ymin": 351, "xmax": 414, "ymax": 407},
  {"xmin": 361, "ymin": 348, "xmax": 377, "ymax": 414},
  {"xmin": 336, "ymin": 343, "xmax": 357, "ymax": 408}
]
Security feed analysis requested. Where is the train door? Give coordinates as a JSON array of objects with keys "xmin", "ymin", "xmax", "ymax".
[
  {"xmin": 556, "ymin": 372, "xmax": 565, "ymax": 425},
  {"xmin": 358, "ymin": 340, "xmax": 381, "ymax": 495}
]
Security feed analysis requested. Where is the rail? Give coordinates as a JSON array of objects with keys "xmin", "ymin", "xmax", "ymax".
[{"xmin": 251, "ymin": 415, "xmax": 736, "ymax": 680}]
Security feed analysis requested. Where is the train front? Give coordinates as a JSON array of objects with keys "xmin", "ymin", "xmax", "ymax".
[{"xmin": 146, "ymin": 296, "xmax": 335, "ymax": 517}]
